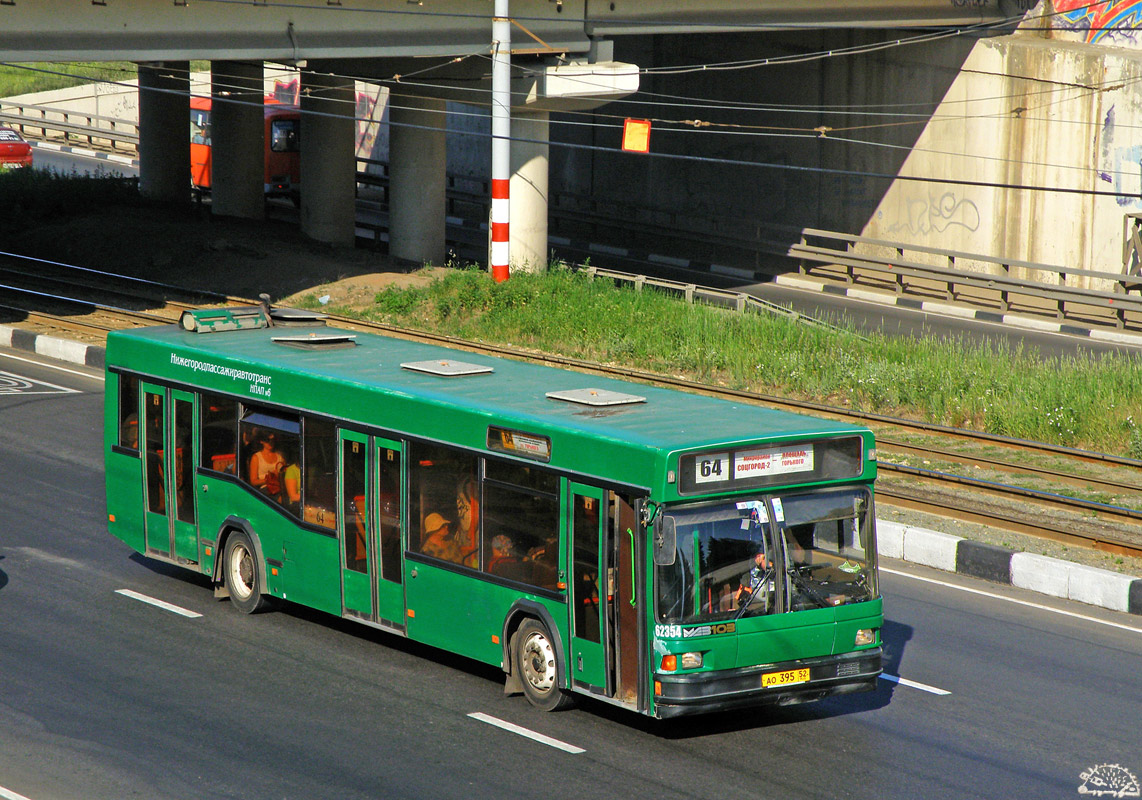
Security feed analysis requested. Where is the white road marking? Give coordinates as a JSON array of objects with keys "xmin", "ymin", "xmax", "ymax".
[
  {"xmin": 467, "ymin": 712, "xmax": 585, "ymax": 754},
  {"xmin": 0, "ymin": 351, "xmax": 103, "ymax": 381},
  {"xmin": 0, "ymin": 784, "xmax": 36, "ymax": 800},
  {"xmin": 115, "ymin": 589, "xmax": 202, "ymax": 618},
  {"xmin": 0, "ymin": 369, "xmax": 79, "ymax": 395},
  {"xmin": 879, "ymin": 673, "xmax": 952, "ymax": 695},
  {"xmin": 881, "ymin": 567, "xmax": 1142, "ymax": 635}
]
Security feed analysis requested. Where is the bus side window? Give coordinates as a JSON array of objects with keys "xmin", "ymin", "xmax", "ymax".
[
  {"xmin": 303, "ymin": 417, "xmax": 337, "ymax": 529},
  {"xmin": 408, "ymin": 442, "xmax": 477, "ymax": 566},
  {"xmin": 200, "ymin": 393, "xmax": 237, "ymax": 474},
  {"xmin": 482, "ymin": 461, "xmax": 560, "ymax": 590},
  {"xmin": 118, "ymin": 374, "xmax": 139, "ymax": 450}
]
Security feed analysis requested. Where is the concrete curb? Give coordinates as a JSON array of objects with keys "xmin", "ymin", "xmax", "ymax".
[
  {"xmin": 3, "ymin": 323, "xmax": 1138, "ymax": 617},
  {"xmin": 30, "ymin": 140, "xmax": 138, "ymax": 169},
  {"xmin": 0, "ymin": 324, "xmax": 105, "ymax": 369},
  {"xmin": 775, "ymin": 273, "xmax": 1142, "ymax": 348},
  {"xmin": 877, "ymin": 520, "xmax": 1142, "ymax": 615}
]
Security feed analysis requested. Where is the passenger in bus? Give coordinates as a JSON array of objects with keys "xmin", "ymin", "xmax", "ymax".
[
  {"xmin": 249, "ymin": 431, "xmax": 285, "ymax": 498},
  {"xmin": 455, "ymin": 478, "xmax": 479, "ymax": 567},
  {"xmin": 421, "ymin": 512, "xmax": 460, "ymax": 563},
  {"xmin": 526, "ymin": 532, "xmax": 559, "ymax": 588},
  {"xmin": 280, "ymin": 442, "xmax": 301, "ymax": 515},
  {"xmin": 488, "ymin": 534, "xmax": 528, "ymax": 581},
  {"xmin": 121, "ymin": 412, "xmax": 139, "ymax": 449}
]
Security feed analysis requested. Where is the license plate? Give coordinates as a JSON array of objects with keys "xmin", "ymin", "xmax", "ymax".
[{"xmin": 762, "ymin": 668, "xmax": 810, "ymax": 688}]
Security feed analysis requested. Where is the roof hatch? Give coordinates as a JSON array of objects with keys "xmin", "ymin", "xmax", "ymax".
[
  {"xmin": 546, "ymin": 388, "xmax": 646, "ymax": 407},
  {"xmin": 272, "ymin": 333, "xmax": 357, "ymax": 350},
  {"xmin": 401, "ymin": 359, "xmax": 494, "ymax": 377}
]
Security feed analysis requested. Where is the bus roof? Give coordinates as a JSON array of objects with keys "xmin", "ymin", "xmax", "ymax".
[{"xmin": 107, "ymin": 321, "xmax": 870, "ymax": 489}]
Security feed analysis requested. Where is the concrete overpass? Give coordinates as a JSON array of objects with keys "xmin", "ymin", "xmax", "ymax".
[
  {"xmin": 0, "ymin": 0, "xmax": 1020, "ymax": 270},
  {"xmin": 0, "ymin": 2, "xmax": 1013, "ymax": 63}
]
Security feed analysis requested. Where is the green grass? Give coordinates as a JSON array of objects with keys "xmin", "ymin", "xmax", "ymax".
[
  {"xmin": 0, "ymin": 62, "xmax": 139, "ymax": 98},
  {"xmin": 305, "ymin": 264, "xmax": 1142, "ymax": 458}
]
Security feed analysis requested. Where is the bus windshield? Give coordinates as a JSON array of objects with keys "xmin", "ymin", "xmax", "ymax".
[{"xmin": 656, "ymin": 488, "xmax": 876, "ymax": 624}]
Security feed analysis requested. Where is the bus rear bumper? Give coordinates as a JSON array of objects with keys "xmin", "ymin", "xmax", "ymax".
[{"xmin": 653, "ymin": 648, "xmax": 882, "ymax": 719}]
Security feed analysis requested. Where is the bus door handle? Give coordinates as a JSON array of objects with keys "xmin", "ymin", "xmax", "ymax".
[{"xmin": 627, "ymin": 528, "xmax": 636, "ymax": 608}]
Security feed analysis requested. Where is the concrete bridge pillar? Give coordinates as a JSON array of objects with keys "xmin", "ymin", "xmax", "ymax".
[
  {"xmin": 299, "ymin": 68, "xmax": 356, "ymax": 246},
  {"xmin": 389, "ymin": 93, "xmax": 447, "ymax": 268},
  {"xmin": 210, "ymin": 60, "xmax": 264, "ymax": 220},
  {"xmin": 137, "ymin": 62, "xmax": 189, "ymax": 203},
  {"xmin": 509, "ymin": 110, "xmax": 550, "ymax": 272}
]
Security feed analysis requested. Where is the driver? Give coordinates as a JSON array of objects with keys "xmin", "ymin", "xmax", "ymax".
[{"xmin": 736, "ymin": 548, "xmax": 773, "ymax": 611}]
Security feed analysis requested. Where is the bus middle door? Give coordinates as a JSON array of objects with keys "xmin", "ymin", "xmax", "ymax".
[{"xmin": 337, "ymin": 430, "xmax": 406, "ymax": 630}]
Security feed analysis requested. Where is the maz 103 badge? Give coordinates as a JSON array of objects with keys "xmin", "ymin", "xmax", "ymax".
[{"xmin": 654, "ymin": 623, "xmax": 737, "ymax": 639}]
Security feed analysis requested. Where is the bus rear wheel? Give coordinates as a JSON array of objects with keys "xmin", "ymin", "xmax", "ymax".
[
  {"xmin": 515, "ymin": 619, "xmax": 573, "ymax": 711},
  {"xmin": 224, "ymin": 530, "xmax": 269, "ymax": 614}
]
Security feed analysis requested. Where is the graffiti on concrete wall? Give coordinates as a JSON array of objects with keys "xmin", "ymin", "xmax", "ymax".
[
  {"xmin": 1055, "ymin": 0, "xmax": 1142, "ymax": 45},
  {"xmin": 880, "ymin": 191, "xmax": 980, "ymax": 236},
  {"xmin": 1098, "ymin": 105, "xmax": 1142, "ymax": 207}
]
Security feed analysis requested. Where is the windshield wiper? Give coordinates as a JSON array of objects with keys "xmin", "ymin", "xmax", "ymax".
[
  {"xmin": 788, "ymin": 566, "xmax": 830, "ymax": 608},
  {"xmin": 734, "ymin": 568, "xmax": 773, "ymax": 620}
]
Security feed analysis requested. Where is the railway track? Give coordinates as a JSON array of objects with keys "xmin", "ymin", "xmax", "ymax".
[{"xmin": 3, "ymin": 255, "xmax": 1140, "ymax": 559}]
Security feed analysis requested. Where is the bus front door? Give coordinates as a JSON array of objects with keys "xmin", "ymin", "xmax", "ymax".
[
  {"xmin": 337, "ymin": 430, "xmax": 406, "ymax": 630},
  {"xmin": 141, "ymin": 383, "xmax": 198, "ymax": 564},
  {"xmin": 568, "ymin": 483, "xmax": 610, "ymax": 695}
]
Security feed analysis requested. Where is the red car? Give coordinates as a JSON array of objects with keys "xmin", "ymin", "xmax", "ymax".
[{"xmin": 0, "ymin": 126, "xmax": 33, "ymax": 169}]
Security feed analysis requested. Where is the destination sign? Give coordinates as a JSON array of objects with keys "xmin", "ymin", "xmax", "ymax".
[{"xmin": 677, "ymin": 436, "xmax": 863, "ymax": 495}]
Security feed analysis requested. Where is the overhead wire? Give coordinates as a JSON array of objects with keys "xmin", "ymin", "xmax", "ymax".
[{"xmin": 5, "ymin": 0, "xmax": 1142, "ymax": 196}]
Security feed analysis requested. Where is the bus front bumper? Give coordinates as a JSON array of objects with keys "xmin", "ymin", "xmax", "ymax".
[{"xmin": 653, "ymin": 647, "xmax": 882, "ymax": 719}]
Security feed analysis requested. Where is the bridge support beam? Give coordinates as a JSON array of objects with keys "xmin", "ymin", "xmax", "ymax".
[
  {"xmin": 509, "ymin": 110, "xmax": 550, "ymax": 272},
  {"xmin": 210, "ymin": 60, "xmax": 264, "ymax": 220},
  {"xmin": 137, "ymin": 62, "xmax": 189, "ymax": 203},
  {"xmin": 299, "ymin": 68, "xmax": 356, "ymax": 246},
  {"xmin": 389, "ymin": 93, "xmax": 447, "ymax": 268}
]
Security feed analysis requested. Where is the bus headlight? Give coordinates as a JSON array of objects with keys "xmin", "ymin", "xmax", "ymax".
[
  {"xmin": 681, "ymin": 652, "xmax": 703, "ymax": 669},
  {"xmin": 855, "ymin": 628, "xmax": 876, "ymax": 646},
  {"xmin": 660, "ymin": 652, "xmax": 704, "ymax": 672}
]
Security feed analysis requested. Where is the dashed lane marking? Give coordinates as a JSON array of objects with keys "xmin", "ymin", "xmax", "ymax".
[
  {"xmin": 879, "ymin": 674, "xmax": 952, "ymax": 695},
  {"xmin": 467, "ymin": 712, "xmax": 585, "ymax": 754},
  {"xmin": 115, "ymin": 589, "xmax": 203, "ymax": 618}
]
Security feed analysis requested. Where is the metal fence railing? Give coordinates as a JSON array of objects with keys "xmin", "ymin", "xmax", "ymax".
[{"xmin": 0, "ymin": 101, "xmax": 138, "ymax": 152}]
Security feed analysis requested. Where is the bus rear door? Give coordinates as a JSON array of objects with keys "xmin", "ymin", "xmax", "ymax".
[{"xmin": 141, "ymin": 383, "xmax": 198, "ymax": 564}]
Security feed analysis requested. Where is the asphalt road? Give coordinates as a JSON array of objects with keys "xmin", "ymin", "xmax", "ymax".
[{"xmin": 1, "ymin": 347, "xmax": 1139, "ymax": 800}]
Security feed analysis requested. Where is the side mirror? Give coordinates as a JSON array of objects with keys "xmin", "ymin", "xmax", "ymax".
[{"xmin": 654, "ymin": 517, "xmax": 677, "ymax": 566}]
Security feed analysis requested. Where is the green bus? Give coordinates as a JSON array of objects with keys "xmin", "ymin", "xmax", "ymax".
[{"xmin": 104, "ymin": 305, "xmax": 882, "ymax": 718}]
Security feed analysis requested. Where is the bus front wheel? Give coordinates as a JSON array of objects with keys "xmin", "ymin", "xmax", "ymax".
[
  {"xmin": 223, "ymin": 530, "xmax": 269, "ymax": 614},
  {"xmin": 515, "ymin": 619, "xmax": 573, "ymax": 711}
]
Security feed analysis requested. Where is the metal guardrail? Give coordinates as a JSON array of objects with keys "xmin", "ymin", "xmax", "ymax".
[
  {"xmin": 579, "ymin": 265, "xmax": 865, "ymax": 337},
  {"xmin": 5, "ymin": 106, "xmax": 1141, "ymax": 331},
  {"xmin": 787, "ymin": 228, "xmax": 1142, "ymax": 329},
  {"xmin": 0, "ymin": 101, "xmax": 138, "ymax": 151}
]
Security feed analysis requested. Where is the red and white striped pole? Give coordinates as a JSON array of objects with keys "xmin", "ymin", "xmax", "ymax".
[{"xmin": 490, "ymin": 0, "xmax": 511, "ymax": 282}]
